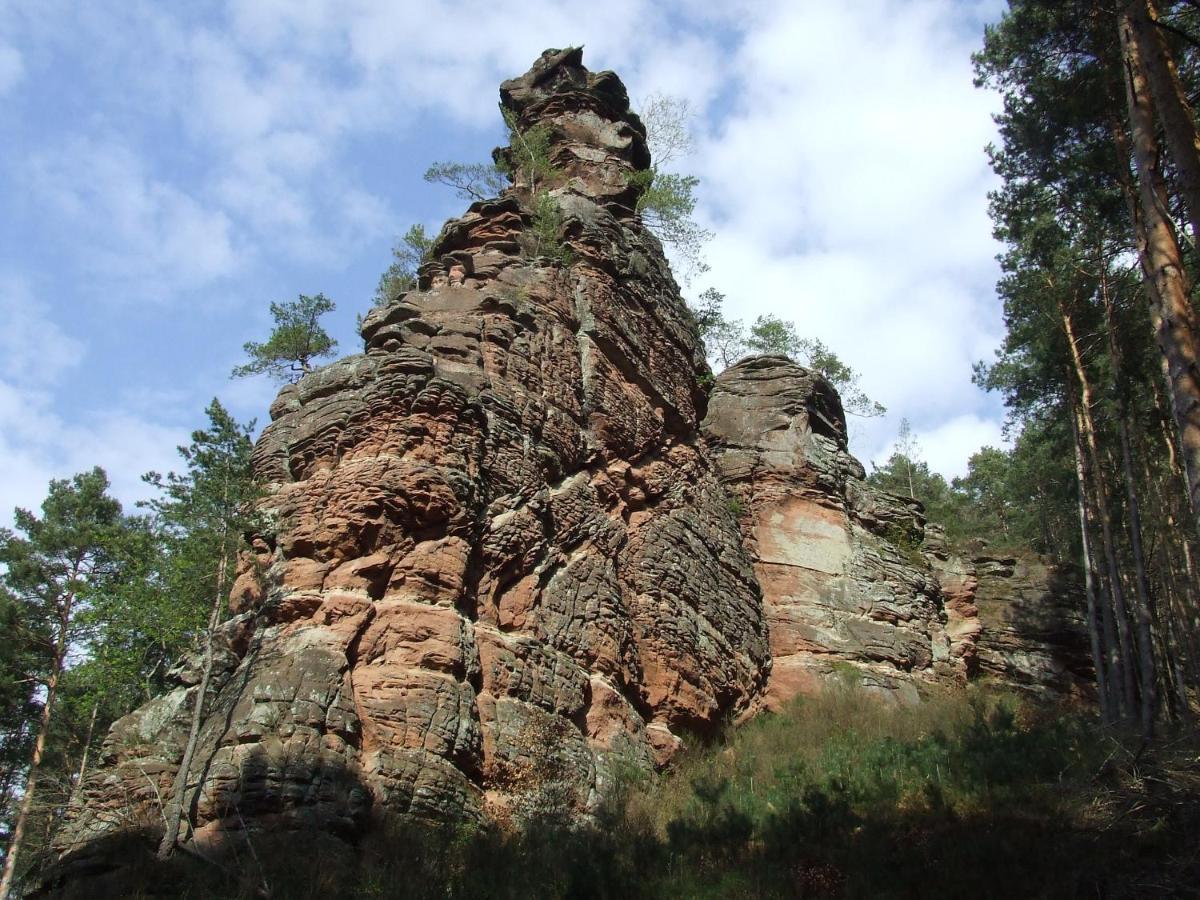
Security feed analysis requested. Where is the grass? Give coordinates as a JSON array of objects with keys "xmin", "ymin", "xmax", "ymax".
[{"xmin": 36, "ymin": 683, "xmax": 1200, "ymax": 898}]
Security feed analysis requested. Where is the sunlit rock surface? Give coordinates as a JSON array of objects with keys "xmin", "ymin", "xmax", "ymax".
[{"xmin": 53, "ymin": 50, "xmax": 1092, "ymax": 881}]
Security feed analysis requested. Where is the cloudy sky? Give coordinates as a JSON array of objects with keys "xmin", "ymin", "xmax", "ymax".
[{"xmin": 0, "ymin": 0, "xmax": 1009, "ymax": 524}]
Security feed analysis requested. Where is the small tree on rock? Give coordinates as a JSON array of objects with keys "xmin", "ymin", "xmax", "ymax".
[
  {"xmin": 232, "ymin": 293, "xmax": 337, "ymax": 384},
  {"xmin": 374, "ymin": 225, "xmax": 434, "ymax": 307},
  {"xmin": 632, "ymin": 94, "xmax": 712, "ymax": 280}
]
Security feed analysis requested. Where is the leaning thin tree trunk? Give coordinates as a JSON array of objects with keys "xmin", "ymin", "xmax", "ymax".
[
  {"xmin": 158, "ymin": 475, "xmax": 234, "ymax": 860},
  {"xmin": 1063, "ymin": 308, "xmax": 1139, "ymax": 721},
  {"xmin": 1121, "ymin": 8, "xmax": 1200, "ymax": 533},
  {"xmin": 1131, "ymin": 0, "xmax": 1200, "ymax": 245},
  {"xmin": 1073, "ymin": 405, "xmax": 1114, "ymax": 723},
  {"xmin": 1101, "ymin": 278, "xmax": 1159, "ymax": 733},
  {"xmin": 68, "ymin": 701, "xmax": 100, "ymax": 809},
  {"xmin": 0, "ymin": 605, "xmax": 71, "ymax": 900},
  {"xmin": 157, "ymin": 559, "xmax": 227, "ymax": 859},
  {"xmin": 1071, "ymin": 382, "xmax": 1126, "ymax": 717}
]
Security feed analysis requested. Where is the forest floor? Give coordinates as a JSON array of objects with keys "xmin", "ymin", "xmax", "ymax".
[{"xmin": 39, "ymin": 681, "xmax": 1200, "ymax": 899}]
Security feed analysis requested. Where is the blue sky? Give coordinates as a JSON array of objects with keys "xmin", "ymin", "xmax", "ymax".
[{"xmin": 0, "ymin": 0, "xmax": 1010, "ymax": 524}]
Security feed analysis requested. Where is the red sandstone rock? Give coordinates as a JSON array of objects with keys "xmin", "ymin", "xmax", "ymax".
[
  {"xmin": 58, "ymin": 48, "xmax": 767, "ymax": 854},
  {"xmin": 54, "ymin": 51, "xmax": 1092, "ymax": 877}
]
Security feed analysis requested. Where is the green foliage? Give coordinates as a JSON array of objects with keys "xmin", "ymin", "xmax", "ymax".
[
  {"xmin": 633, "ymin": 170, "xmax": 710, "ymax": 279},
  {"xmin": 522, "ymin": 191, "xmax": 572, "ymax": 265},
  {"xmin": 0, "ymin": 593, "xmax": 38, "ymax": 822},
  {"xmin": 689, "ymin": 298, "xmax": 885, "ymax": 417},
  {"xmin": 633, "ymin": 94, "xmax": 713, "ymax": 280},
  {"xmin": 0, "ymin": 469, "xmax": 127, "ymax": 665},
  {"xmin": 800, "ymin": 337, "xmax": 886, "ymax": 418},
  {"xmin": 0, "ymin": 469, "xmax": 143, "ymax": 880},
  {"xmin": 0, "ymin": 405, "xmax": 260, "ymax": 885},
  {"xmin": 373, "ymin": 225, "xmax": 434, "ymax": 308},
  {"xmin": 499, "ymin": 107, "xmax": 558, "ymax": 194},
  {"xmin": 687, "ymin": 288, "xmax": 746, "ymax": 369},
  {"xmin": 139, "ymin": 399, "xmax": 258, "ymax": 663},
  {"xmin": 745, "ymin": 314, "xmax": 800, "ymax": 358},
  {"xmin": 232, "ymin": 293, "xmax": 338, "ymax": 383},
  {"xmin": 867, "ymin": 415, "xmax": 1076, "ymax": 555},
  {"xmin": 59, "ymin": 684, "xmax": 1200, "ymax": 899},
  {"xmin": 422, "ymin": 162, "xmax": 508, "ymax": 203}
]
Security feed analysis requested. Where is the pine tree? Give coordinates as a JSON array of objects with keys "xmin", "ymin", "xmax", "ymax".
[
  {"xmin": 143, "ymin": 400, "xmax": 258, "ymax": 859},
  {"xmin": 232, "ymin": 293, "xmax": 338, "ymax": 384},
  {"xmin": 373, "ymin": 224, "xmax": 434, "ymax": 308},
  {"xmin": 0, "ymin": 470, "xmax": 128, "ymax": 899}
]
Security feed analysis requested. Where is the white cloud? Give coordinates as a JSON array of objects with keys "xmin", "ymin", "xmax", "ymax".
[
  {"xmin": 915, "ymin": 414, "xmax": 1008, "ymax": 480},
  {"xmin": 0, "ymin": 381, "xmax": 188, "ymax": 529},
  {"xmin": 0, "ymin": 275, "xmax": 85, "ymax": 386},
  {"xmin": 0, "ymin": 278, "xmax": 184, "ymax": 526},
  {"xmin": 691, "ymin": 0, "xmax": 1005, "ymax": 479},
  {"xmin": 0, "ymin": 42, "xmax": 22, "ymax": 95},
  {"xmin": 29, "ymin": 137, "xmax": 241, "ymax": 298}
]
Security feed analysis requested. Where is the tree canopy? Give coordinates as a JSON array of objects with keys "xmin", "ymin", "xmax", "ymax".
[{"xmin": 232, "ymin": 293, "xmax": 338, "ymax": 383}]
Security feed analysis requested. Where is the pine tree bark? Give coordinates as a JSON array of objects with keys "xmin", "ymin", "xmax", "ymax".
[
  {"xmin": 1072, "ymin": 404, "xmax": 1115, "ymax": 723},
  {"xmin": 1121, "ymin": 7, "xmax": 1200, "ymax": 532},
  {"xmin": 1130, "ymin": 0, "xmax": 1200, "ymax": 244},
  {"xmin": 1101, "ymin": 279, "xmax": 1159, "ymax": 733}
]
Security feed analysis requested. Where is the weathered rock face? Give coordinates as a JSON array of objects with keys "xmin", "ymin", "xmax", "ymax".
[
  {"xmin": 700, "ymin": 357, "xmax": 1092, "ymax": 705},
  {"xmin": 55, "ymin": 50, "xmax": 1096, "ymax": 876},
  {"xmin": 702, "ymin": 356, "xmax": 957, "ymax": 705},
  {"xmin": 58, "ymin": 48, "xmax": 769, "ymax": 856},
  {"xmin": 971, "ymin": 555, "xmax": 1095, "ymax": 699}
]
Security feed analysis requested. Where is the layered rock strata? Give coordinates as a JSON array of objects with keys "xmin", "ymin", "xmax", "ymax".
[
  {"xmin": 702, "ymin": 356, "xmax": 962, "ymax": 705},
  {"xmin": 700, "ymin": 356, "xmax": 1091, "ymax": 705},
  {"xmin": 971, "ymin": 555, "xmax": 1095, "ymax": 698},
  {"xmin": 60, "ymin": 48, "xmax": 768, "ymax": 853},
  {"xmin": 56, "ymin": 49, "xmax": 1095, "ymax": 875}
]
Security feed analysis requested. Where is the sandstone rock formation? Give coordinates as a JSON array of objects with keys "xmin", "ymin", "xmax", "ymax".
[
  {"xmin": 971, "ymin": 554, "xmax": 1095, "ymax": 699},
  {"xmin": 53, "ymin": 48, "xmax": 1094, "ymax": 875},
  {"xmin": 703, "ymin": 356, "xmax": 963, "ymax": 705},
  {"xmin": 701, "ymin": 355, "xmax": 1091, "ymax": 706},
  {"xmin": 59, "ymin": 48, "xmax": 769, "ymax": 856}
]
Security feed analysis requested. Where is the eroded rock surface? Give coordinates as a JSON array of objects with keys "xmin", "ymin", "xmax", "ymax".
[
  {"xmin": 971, "ymin": 555, "xmax": 1094, "ymax": 699},
  {"xmin": 702, "ymin": 357, "xmax": 955, "ymax": 705},
  {"xmin": 59, "ymin": 48, "xmax": 768, "ymax": 857},
  {"xmin": 55, "ymin": 50, "xmax": 1095, "ymax": 879}
]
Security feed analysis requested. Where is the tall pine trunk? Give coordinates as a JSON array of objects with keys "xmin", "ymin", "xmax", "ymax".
[
  {"xmin": 1070, "ymin": 384, "xmax": 1126, "ymax": 717},
  {"xmin": 1130, "ymin": 0, "xmax": 1200, "ymax": 245},
  {"xmin": 1073, "ymin": 405, "xmax": 1114, "ymax": 723},
  {"xmin": 1063, "ymin": 307, "xmax": 1140, "ymax": 721},
  {"xmin": 1120, "ymin": 7, "xmax": 1200, "ymax": 532},
  {"xmin": 1101, "ymin": 278, "xmax": 1159, "ymax": 733}
]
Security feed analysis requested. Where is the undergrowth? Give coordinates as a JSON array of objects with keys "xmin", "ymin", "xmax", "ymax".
[{"xmin": 40, "ymin": 684, "xmax": 1200, "ymax": 899}]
